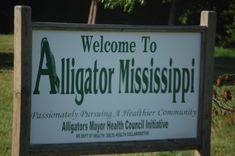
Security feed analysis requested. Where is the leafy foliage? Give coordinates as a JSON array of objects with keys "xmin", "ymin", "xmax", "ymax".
[
  {"xmin": 221, "ymin": 2, "xmax": 235, "ymax": 47},
  {"xmin": 99, "ymin": 0, "xmax": 145, "ymax": 13},
  {"xmin": 213, "ymin": 73, "xmax": 235, "ymax": 127}
]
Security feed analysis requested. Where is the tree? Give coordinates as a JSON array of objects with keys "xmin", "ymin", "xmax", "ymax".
[
  {"xmin": 98, "ymin": 0, "xmax": 178, "ymax": 25},
  {"xmin": 88, "ymin": 0, "xmax": 235, "ymax": 47},
  {"xmin": 88, "ymin": 0, "xmax": 98, "ymax": 24},
  {"xmin": 88, "ymin": 0, "xmax": 145, "ymax": 24},
  {"xmin": 99, "ymin": 0, "xmax": 145, "ymax": 13},
  {"xmin": 168, "ymin": 0, "xmax": 176, "ymax": 25},
  {"xmin": 176, "ymin": 0, "xmax": 235, "ymax": 47},
  {"xmin": 219, "ymin": 1, "xmax": 235, "ymax": 47}
]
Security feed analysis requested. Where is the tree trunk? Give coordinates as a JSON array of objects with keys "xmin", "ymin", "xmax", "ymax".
[
  {"xmin": 88, "ymin": 0, "xmax": 98, "ymax": 24},
  {"xmin": 168, "ymin": 0, "xmax": 176, "ymax": 25}
]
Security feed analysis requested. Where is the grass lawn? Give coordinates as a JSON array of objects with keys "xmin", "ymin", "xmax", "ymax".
[
  {"xmin": 0, "ymin": 33, "xmax": 14, "ymax": 156},
  {"xmin": 0, "ymin": 69, "xmax": 13, "ymax": 156},
  {"xmin": 0, "ymin": 35, "xmax": 13, "ymax": 53},
  {"xmin": 215, "ymin": 47, "xmax": 235, "ymax": 58},
  {"xmin": 0, "ymin": 34, "xmax": 235, "ymax": 156}
]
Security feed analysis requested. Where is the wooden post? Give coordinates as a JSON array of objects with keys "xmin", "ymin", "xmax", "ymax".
[
  {"xmin": 194, "ymin": 11, "xmax": 216, "ymax": 156},
  {"xmin": 12, "ymin": 6, "xmax": 32, "ymax": 156},
  {"xmin": 88, "ymin": 0, "xmax": 98, "ymax": 24}
]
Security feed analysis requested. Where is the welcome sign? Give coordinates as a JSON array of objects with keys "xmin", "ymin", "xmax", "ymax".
[
  {"xmin": 30, "ymin": 28, "xmax": 202, "ymax": 144},
  {"xmin": 13, "ymin": 6, "xmax": 217, "ymax": 156}
]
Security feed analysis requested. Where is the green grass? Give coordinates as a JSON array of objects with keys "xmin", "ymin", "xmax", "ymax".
[
  {"xmin": 215, "ymin": 47, "xmax": 235, "ymax": 58},
  {"xmin": 0, "ymin": 69, "xmax": 13, "ymax": 156},
  {"xmin": 99, "ymin": 151, "xmax": 193, "ymax": 156},
  {"xmin": 211, "ymin": 84, "xmax": 235, "ymax": 156},
  {"xmin": 211, "ymin": 123, "xmax": 235, "ymax": 156},
  {"xmin": 0, "ymin": 34, "xmax": 235, "ymax": 155},
  {"xmin": 0, "ymin": 34, "xmax": 14, "ymax": 155},
  {"xmin": 209, "ymin": 47, "xmax": 235, "ymax": 156},
  {"xmin": 0, "ymin": 34, "xmax": 13, "ymax": 53}
]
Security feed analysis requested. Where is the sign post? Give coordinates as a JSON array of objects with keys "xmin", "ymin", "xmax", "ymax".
[
  {"xmin": 12, "ymin": 6, "xmax": 32, "ymax": 156},
  {"xmin": 194, "ymin": 11, "xmax": 216, "ymax": 156},
  {"xmin": 12, "ymin": 6, "xmax": 216, "ymax": 156}
]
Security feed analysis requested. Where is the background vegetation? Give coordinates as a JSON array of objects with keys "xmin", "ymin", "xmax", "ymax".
[
  {"xmin": 98, "ymin": 0, "xmax": 235, "ymax": 48},
  {"xmin": 1, "ymin": 0, "xmax": 235, "ymax": 47}
]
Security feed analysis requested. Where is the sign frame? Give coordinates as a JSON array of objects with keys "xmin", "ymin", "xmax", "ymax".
[{"xmin": 12, "ymin": 6, "xmax": 216, "ymax": 156}]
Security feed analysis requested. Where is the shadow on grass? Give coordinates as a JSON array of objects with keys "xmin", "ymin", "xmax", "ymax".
[
  {"xmin": 214, "ymin": 57, "xmax": 235, "ymax": 80},
  {"xmin": 0, "ymin": 52, "xmax": 13, "ymax": 69}
]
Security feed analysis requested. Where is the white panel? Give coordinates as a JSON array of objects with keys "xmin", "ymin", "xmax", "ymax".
[{"xmin": 31, "ymin": 29, "xmax": 201, "ymax": 144}]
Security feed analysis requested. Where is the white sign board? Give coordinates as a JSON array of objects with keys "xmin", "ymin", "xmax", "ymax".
[{"xmin": 30, "ymin": 29, "xmax": 201, "ymax": 144}]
